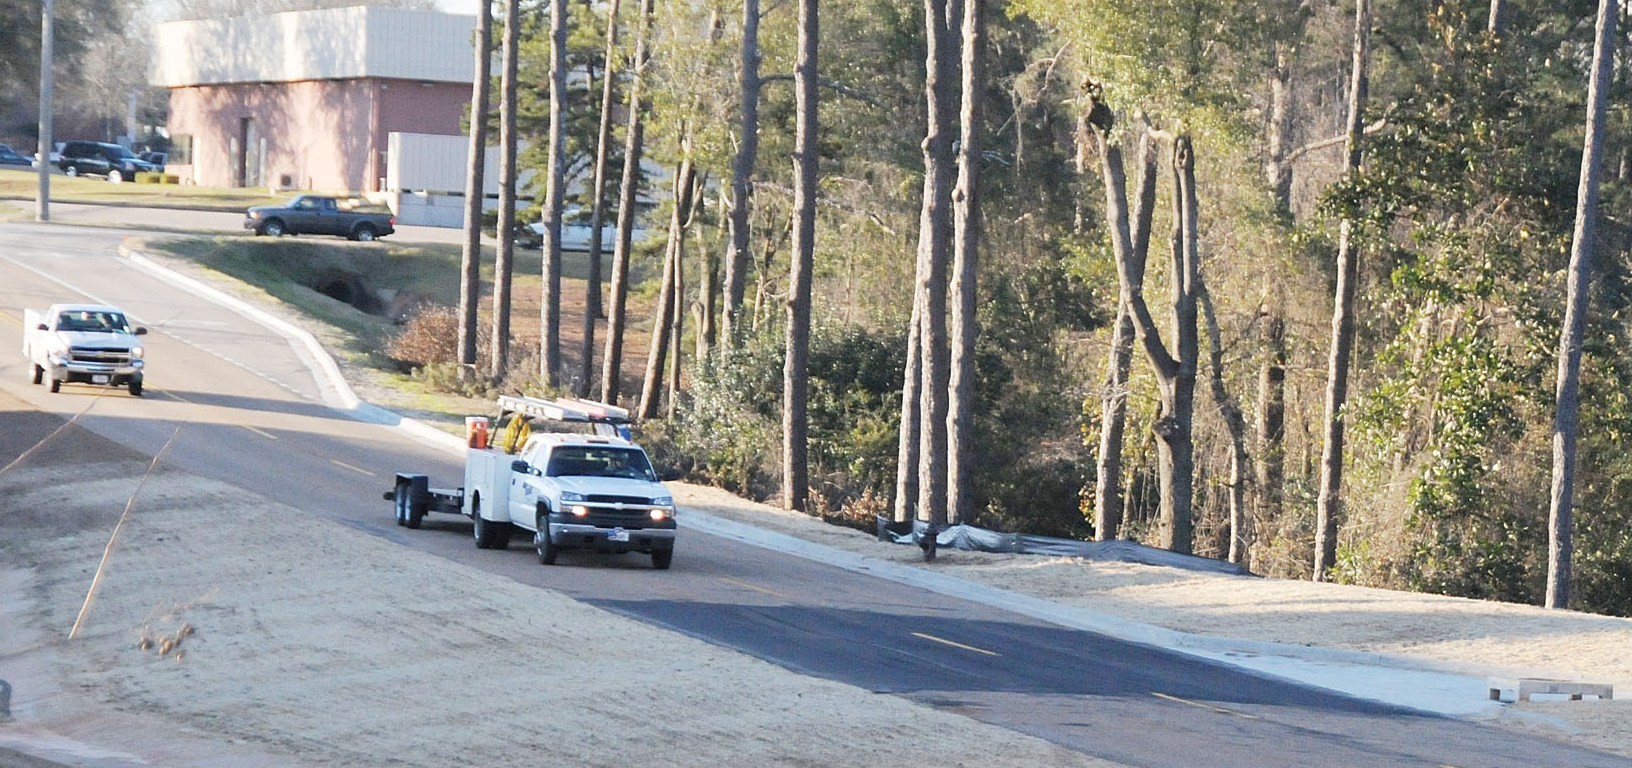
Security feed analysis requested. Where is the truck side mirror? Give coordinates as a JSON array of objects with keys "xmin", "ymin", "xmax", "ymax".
[
  {"xmin": 660, "ymin": 468, "xmax": 682, "ymax": 482},
  {"xmin": 36, "ymin": 323, "xmax": 47, "ymax": 331},
  {"xmin": 511, "ymin": 460, "xmax": 531, "ymax": 474},
  {"xmin": 134, "ymin": 327, "xmax": 148, "ymax": 335}
]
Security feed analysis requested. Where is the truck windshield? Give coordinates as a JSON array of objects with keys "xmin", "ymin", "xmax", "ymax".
[
  {"xmin": 58, "ymin": 310, "xmax": 130, "ymax": 332},
  {"xmin": 545, "ymin": 447, "xmax": 656, "ymax": 481}
]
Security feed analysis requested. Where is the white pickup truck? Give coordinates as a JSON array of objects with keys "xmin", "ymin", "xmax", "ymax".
[
  {"xmin": 22, "ymin": 303, "xmax": 148, "ymax": 396},
  {"xmin": 388, "ymin": 396, "xmax": 679, "ymax": 569}
]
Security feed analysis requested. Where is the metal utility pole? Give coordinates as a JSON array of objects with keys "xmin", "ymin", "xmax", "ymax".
[{"xmin": 36, "ymin": 0, "xmax": 54, "ymax": 222}]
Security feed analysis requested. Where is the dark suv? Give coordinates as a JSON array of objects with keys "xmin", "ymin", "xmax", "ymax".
[{"xmin": 58, "ymin": 141, "xmax": 155, "ymax": 182}]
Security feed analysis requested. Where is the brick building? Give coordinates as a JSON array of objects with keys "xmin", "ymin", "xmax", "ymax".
[{"xmin": 151, "ymin": 6, "xmax": 475, "ymax": 193}]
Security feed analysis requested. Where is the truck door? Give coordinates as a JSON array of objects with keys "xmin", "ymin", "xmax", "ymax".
[
  {"xmin": 316, "ymin": 197, "xmax": 343, "ymax": 235},
  {"xmin": 509, "ymin": 446, "xmax": 544, "ymax": 530}
]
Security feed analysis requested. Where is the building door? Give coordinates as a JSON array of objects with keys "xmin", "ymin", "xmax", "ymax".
[{"xmin": 234, "ymin": 117, "xmax": 261, "ymax": 188}]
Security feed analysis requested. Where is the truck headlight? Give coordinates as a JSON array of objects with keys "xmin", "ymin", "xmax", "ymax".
[
  {"xmin": 561, "ymin": 491, "xmax": 586, "ymax": 502},
  {"xmin": 130, "ymin": 346, "xmax": 144, "ymax": 358},
  {"xmin": 570, "ymin": 505, "xmax": 589, "ymax": 517},
  {"xmin": 649, "ymin": 508, "xmax": 670, "ymax": 521},
  {"xmin": 651, "ymin": 496, "xmax": 673, "ymax": 507}
]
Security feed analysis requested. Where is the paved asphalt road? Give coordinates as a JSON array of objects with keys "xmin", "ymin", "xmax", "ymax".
[{"xmin": 1, "ymin": 219, "xmax": 1626, "ymax": 767}]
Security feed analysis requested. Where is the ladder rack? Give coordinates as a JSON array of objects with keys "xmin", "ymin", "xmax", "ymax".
[{"xmin": 496, "ymin": 395, "xmax": 631, "ymax": 430}]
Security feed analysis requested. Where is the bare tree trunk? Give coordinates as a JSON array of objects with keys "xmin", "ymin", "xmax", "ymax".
[
  {"xmin": 1090, "ymin": 128, "xmax": 1157, "ymax": 542},
  {"xmin": 667, "ymin": 193, "xmax": 686, "ymax": 420},
  {"xmin": 946, "ymin": 0, "xmax": 984, "ymax": 525},
  {"xmin": 696, "ymin": 218, "xmax": 719, "ymax": 360},
  {"xmin": 1200, "ymin": 283, "xmax": 1251, "ymax": 565},
  {"xmin": 1095, "ymin": 304, "xmax": 1134, "ymax": 540},
  {"xmin": 1254, "ymin": 309, "xmax": 1286, "ymax": 556},
  {"xmin": 1265, "ymin": 43, "xmax": 1294, "ymax": 217},
  {"xmin": 1548, "ymin": 0, "xmax": 1617, "ymax": 609},
  {"xmin": 722, "ymin": 0, "xmax": 761, "ymax": 349},
  {"xmin": 783, "ymin": 0, "xmax": 818, "ymax": 513},
  {"xmin": 539, "ymin": 0, "xmax": 570, "ymax": 388},
  {"xmin": 600, "ymin": 0, "xmax": 654, "ymax": 406},
  {"xmin": 912, "ymin": 0, "xmax": 958, "ymax": 527},
  {"xmin": 577, "ymin": 0, "xmax": 623, "ymax": 398},
  {"xmin": 638, "ymin": 159, "xmax": 697, "ymax": 420},
  {"xmin": 490, "ymin": 0, "xmax": 520, "ymax": 382},
  {"xmin": 1163, "ymin": 138, "xmax": 1200, "ymax": 555},
  {"xmin": 1088, "ymin": 97, "xmax": 1198, "ymax": 555},
  {"xmin": 457, "ymin": 0, "xmax": 493, "ymax": 376},
  {"xmin": 1314, "ymin": 0, "xmax": 1370, "ymax": 581},
  {"xmin": 894, "ymin": 300, "xmax": 922, "ymax": 523},
  {"xmin": 1488, "ymin": 0, "xmax": 1508, "ymax": 36}
]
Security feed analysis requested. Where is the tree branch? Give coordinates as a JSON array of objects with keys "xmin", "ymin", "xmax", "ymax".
[
  {"xmin": 1284, "ymin": 118, "xmax": 1388, "ymax": 165},
  {"xmin": 760, "ymin": 73, "xmax": 881, "ymax": 107}
]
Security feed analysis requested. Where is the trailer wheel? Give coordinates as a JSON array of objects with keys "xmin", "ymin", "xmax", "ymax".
[
  {"xmin": 394, "ymin": 484, "xmax": 410, "ymax": 527},
  {"xmin": 406, "ymin": 497, "xmax": 424, "ymax": 529}
]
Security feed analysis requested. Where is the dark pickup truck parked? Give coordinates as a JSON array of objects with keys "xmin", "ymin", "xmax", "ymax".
[{"xmin": 245, "ymin": 195, "xmax": 396, "ymax": 241}]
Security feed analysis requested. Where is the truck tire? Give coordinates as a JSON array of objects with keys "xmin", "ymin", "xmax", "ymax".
[
  {"xmin": 651, "ymin": 546, "xmax": 674, "ymax": 570},
  {"xmin": 472, "ymin": 498, "xmax": 510, "ymax": 550},
  {"xmin": 260, "ymin": 218, "xmax": 287, "ymax": 237},
  {"xmin": 535, "ymin": 509, "xmax": 558, "ymax": 565},
  {"xmin": 351, "ymin": 224, "xmax": 377, "ymax": 242},
  {"xmin": 31, "ymin": 364, "xmax": 42, "ymax": 385},
  {"xmin": 49, "ymin": 378, "xmax": 60, "ymax": 393},
  {"xmin": 394, "ymin": 484, "xmax": 410, "ymax": 527},
  {"xmin": 127, "ymin": 375, "xmax": 143, "ymax": 397}
]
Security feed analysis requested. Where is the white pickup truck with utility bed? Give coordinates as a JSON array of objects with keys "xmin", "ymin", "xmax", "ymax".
[
  {"xmin": 387, "ymin": 396, "xmax": 679, "ymax": 569},
  {"xmin": 22, "ymin": 303, "xmax": 148, "ymax": 396}
]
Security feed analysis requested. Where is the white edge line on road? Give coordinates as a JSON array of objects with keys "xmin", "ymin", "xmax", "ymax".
[
  {"xmin": 122, "ymin": 248, "xmax": 358, "ymax": 411},
  {"xmin": 120, "ymin": 246, "xmax": 469, "ymax": 459}
]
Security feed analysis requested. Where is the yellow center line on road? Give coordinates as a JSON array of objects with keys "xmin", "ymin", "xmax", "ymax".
[
  {"xmin": 0, "ymin": 310, "xmax": 20, "ymax": 327},
  {"xmin": 1151, "ymin": 692, "xmax": 1259, "ymax": 720},
  {"xmin": 330, "ymin": 459, "xmax": 376, "ymax": 477},
  {"xmin": 719, "ymin": 577, "xmax": 793, "ymax": 599},
  {"xmin": 911, "ymin": 631, "xmax": 1001, "ymax": 657}
]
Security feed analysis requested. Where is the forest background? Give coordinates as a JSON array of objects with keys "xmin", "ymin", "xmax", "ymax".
[{"xmin": 5, "ymin": 0, "xmax": 1632, "ymax": 617}]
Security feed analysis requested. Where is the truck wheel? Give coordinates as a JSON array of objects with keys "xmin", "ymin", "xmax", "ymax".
[
  {"xmin": 651, "ymin": 546, "xmax": 673, "ymax": 570},
  {"xmin": 536, "ymin": 512, "xmax": 558, "ymax": 565},
  {"xmin": 31, "ymin": 364, "xmax": 42, "ymax": 385},
  {"xmin": 352, "ymin": 224, "xmax": 377, "ymax": 242},
  {"xmin": 127, "ymin": 376, "xmax": 143, "ymax": 397},
  {"xmin": 49, "ymin": 378, "xmax": 60, "ymax": 393},
  {"xmin": 473, "ymin": 501, "xmax": 510, "ymax": 550},
  {"xmin": 261, "ymin": 218, "xmax": 286, "ymax": 237}
]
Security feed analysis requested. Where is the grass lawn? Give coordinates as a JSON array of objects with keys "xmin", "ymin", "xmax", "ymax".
[{"xmin": 0, "ymin": 167, "xmax": 289, "ymax": 210}]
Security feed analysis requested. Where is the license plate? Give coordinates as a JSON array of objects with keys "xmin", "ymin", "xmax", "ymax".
[
  {"xmin": 92, "ymin": 375, "xmax": 110, "ymax": 384},
  {"xmin": 608, "ymin": 527, "xmax": 630, "ymax": 542}
]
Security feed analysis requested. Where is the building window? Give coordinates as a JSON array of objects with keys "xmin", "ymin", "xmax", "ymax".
[{"xmin": 170, "ymin": 135, "xmax": 193, "ymax": 165}]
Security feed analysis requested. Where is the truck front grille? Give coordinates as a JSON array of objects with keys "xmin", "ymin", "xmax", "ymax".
[
  {"xmin": 587, "ymin": 494, "xmax": 654, "ymax": 505},
  {"xmin": 69, "ymin": 347, "xmax": 132, "ymax": 365}
]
